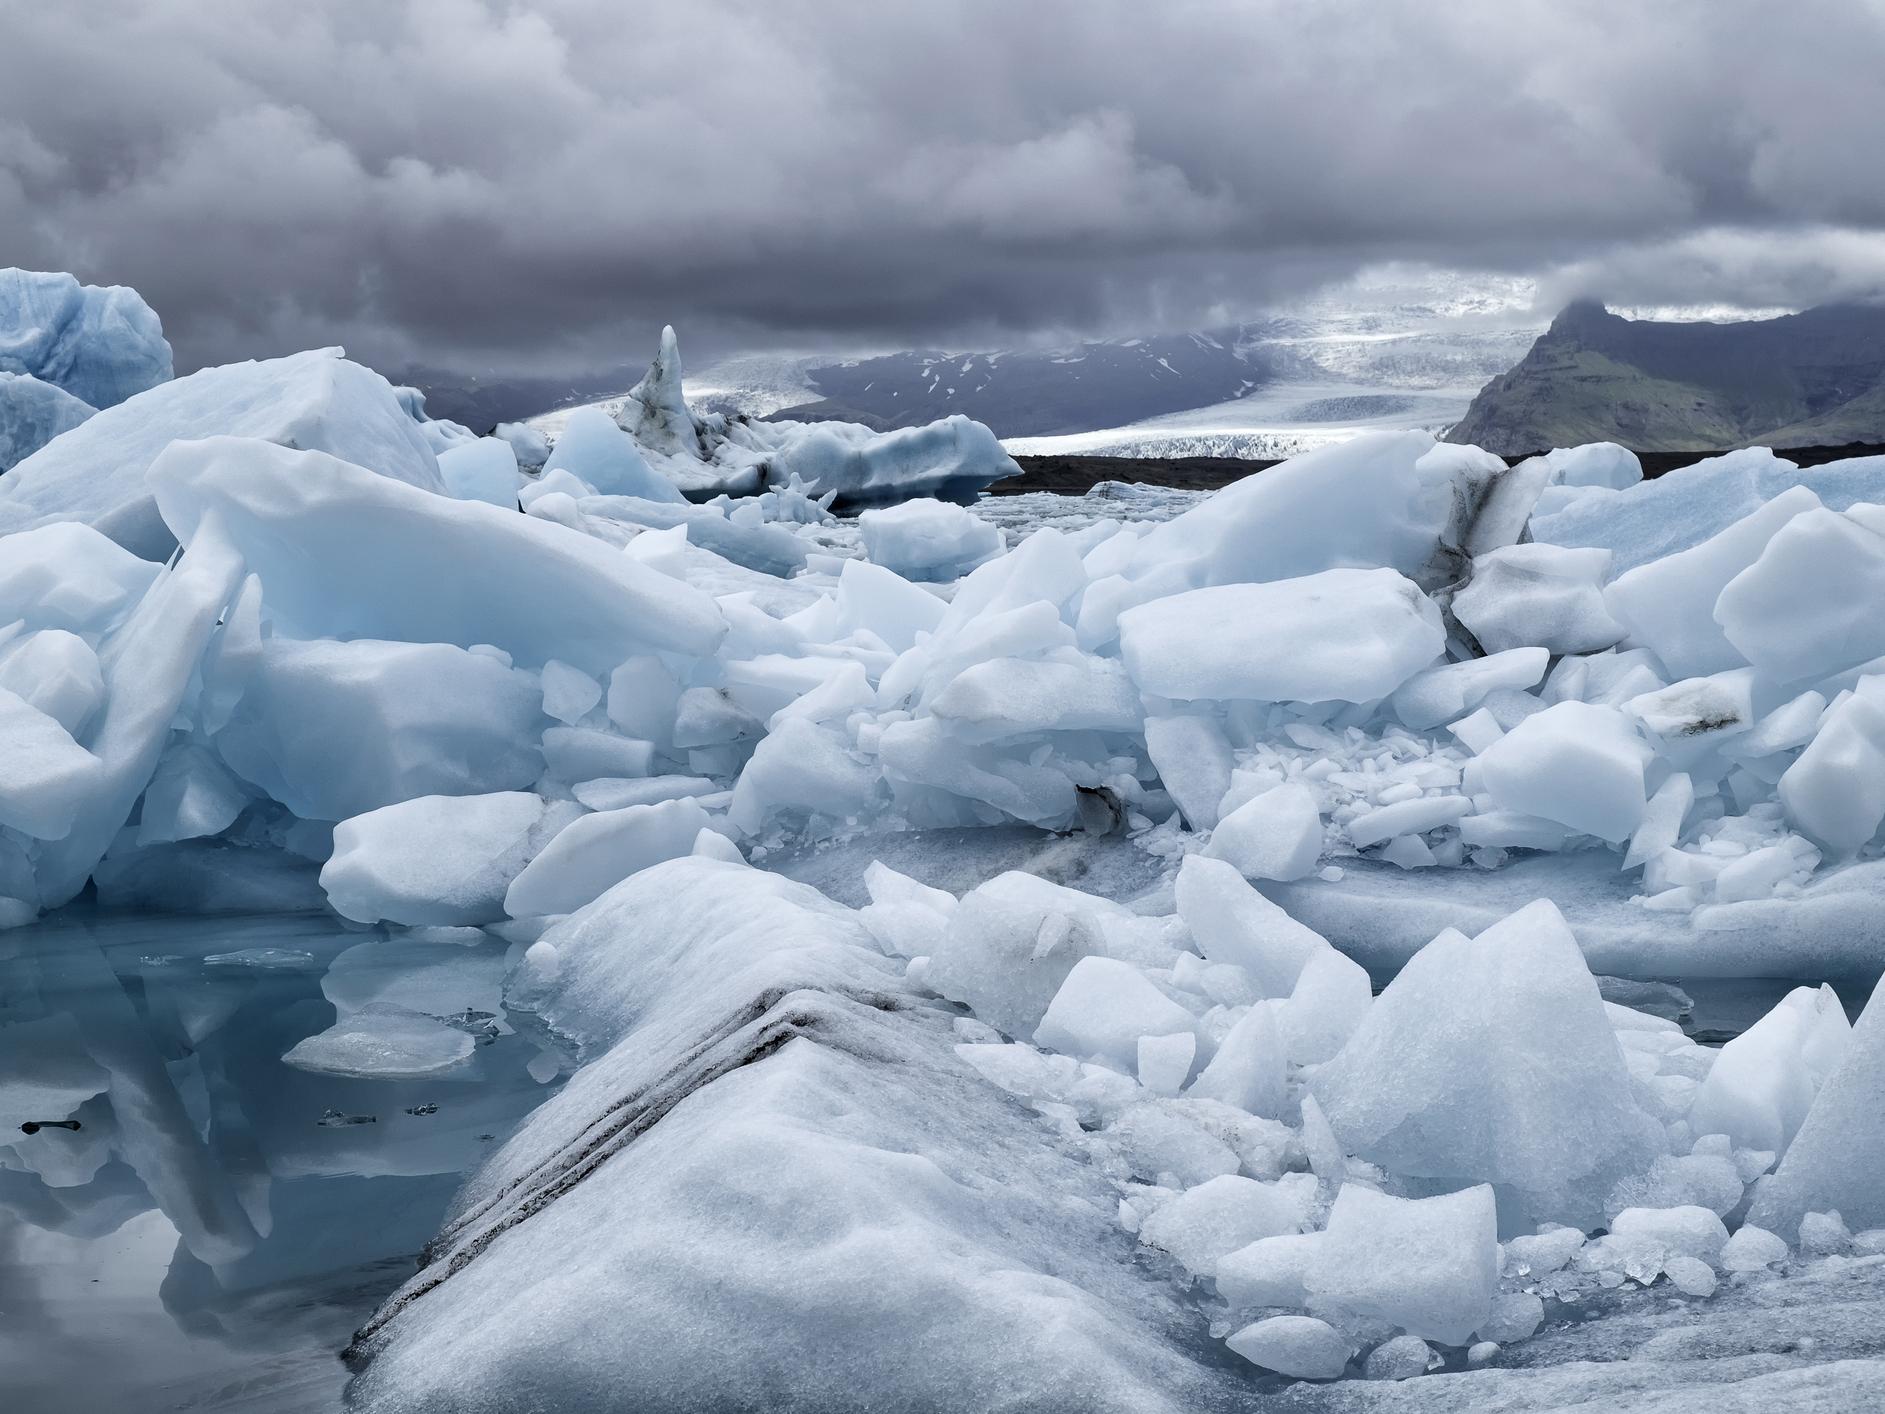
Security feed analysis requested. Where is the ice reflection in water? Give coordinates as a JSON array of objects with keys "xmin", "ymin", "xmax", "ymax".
[{"xmin": 0, "ymin": 906, "xmax": 563, "ymax": 1413}]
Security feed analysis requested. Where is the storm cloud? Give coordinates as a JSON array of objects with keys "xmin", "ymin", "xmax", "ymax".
[{"xmin": 4, "ymin": 0, "xmax": 1884, "ymax": 375}]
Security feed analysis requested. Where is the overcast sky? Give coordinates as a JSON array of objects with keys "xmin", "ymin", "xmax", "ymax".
[{"xmin": 5, "ymin": 0, "xmax": 1885, "ymax": 377}]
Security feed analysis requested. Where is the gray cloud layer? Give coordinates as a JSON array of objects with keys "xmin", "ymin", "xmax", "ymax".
[{"xmin": 4, "ymin": 0, "xmax": 1884, "ymax": 374}]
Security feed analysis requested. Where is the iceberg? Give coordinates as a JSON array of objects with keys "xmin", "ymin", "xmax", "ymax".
[{"xmin": 0, "ymin": 268, "xmax": 172, "ymax": 408}]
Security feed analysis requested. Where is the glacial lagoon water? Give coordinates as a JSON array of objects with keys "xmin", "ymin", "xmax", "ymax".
[{"xmin": 0, "ymin": 905, "xmax": 564, "ymax": 1413}]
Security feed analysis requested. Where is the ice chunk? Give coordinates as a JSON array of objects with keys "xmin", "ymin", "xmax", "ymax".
[
  {"xmin": 1119, "ymin": 568, "xmax": 1444, "ymax": 704},
  {"xmin": 1346, "ymin": 795, "xmax": 1472, "ymax": 849},
  {"xmin": 1624, "ymin": 772, "xmax": 1694, "ymax": 871},
  {"xmin": 1453, "ymin": 543, "xmax": 1624, "ymax": 656},
  {"xmin": 859, "ymin": 498, "xmax": 1003, "ymax": 581},
  {"xmin": 0, "ymin": 628, "xmax": 104, "ymax": 735},
  {"xmin": 0, "ymin": 521, "xmax": 162, "ymax": 634},
  {"xmin": 858, "ymin": 861, "xmax": 956, "ymax": 960},
  {"xmin": 832, "ymin": 560, "xmax": 944, "ymax": 654},
  {"xmin": 1609, "ymin": 1205, "xmax": 1729, "ymax": 1263},
  {"xmin": 1475, "ymin": 701, "xmax": 1652, "ymax": 843},
  {"xmin": 503, "ymin": 797, "xmax": 714, "ymax": 918},
  {"xmin": 727, "ymin": 718, "xmax": 880, "ymax": 834},
  {"xmin": 1126, "ymin": 431, "xmax": 1497, "ymax": 592},
  {"xmin": 545, "ymin": 407, "xmax": 686, "ymax": 502},
  {"xmin": 0, "ymin": 371, "xmax": 93, "ymax": 472},
  {"xmin": 1746, "ymin": 974, "xmax": 1885, "ymax": 1234},
  {"xmin": 0, "ymin": 350, "xmax": 441, "ymax": 560},
  {"xmin": 282, "ymin": 1005, "xmax": 476, "ymax": 1079},
  {"xmin": 1187, "ymin": 1001, "xmax": 1287, "ymax": 1118},
  {"xmin": 1138, "ymin": 1174, "xmax": 1305, "ymax": 1277},
  {"xmin": 1477, "ymin": 1291, "xmax": 1545, "ymax": 1342},
  {"xmin": 1175, "ymin": 855, "xmax": 1326, "ymax": 997},
  {"xmin": 1778, "ymin": 689, "xmax": 1885, "ymax": 853},
  {"xmin": 0, "ymin": 269, "xmax": 171, "ymax": 407},
  {"xmin": 1143, "ymin": 713, "xmax": 1236, "ymax": 830},
  {"xmin": 1362, "ymin": 1335, "xmax": 1433, "ymax": 1381},
  {"xmin": 539, "ymin": 659, "xmax": 604, "ymax": 725},
  {"xmin": 321, "ymin": 792, "xmax": 582, "ymax": 926},
  {"xmin": 493, "ymin": 420, "xmax": 549, "ymax": 468},
  {"xmin": 541, "ymin": 726, "xmax": 655, "ymax": 783},
  {"xmin": 1226, "ymin": 1316, "xmax": 1349, "ymax": 1380},
  {"xmin": 1307, "ymin": 1183, "xmax": 1499, "ymax": 1346},
  {"xmin": 1390, "ymin": 648, "xmax": 1549, "ymax": 731},
  {"xmin": 1034, "ymin": 956, "xmax": 1196, "ymax": 1070},
  {"xmin": 1719, "ymin": 1224, "xmax": 1788, "ymax": 1271},
  {"xmin": 929, "ymin": 653, "xmax": 1142, "ymax": 743},
  {"xmin": 1216, "ymin": 1231, "xmax": 1325, "ymax": 1310},
  {"xmin": 0, "ymin": 686, "xmax": 98, "ymax": 840},
  {"xmin": 1284, "ymin": 948, "xmax": 1373, "ymax": 1066},
  {"xmin": 1625, "ymin": 670, "xmax": 1755, "ymax": 745},
  {"xmin": 1542, "ymin": 442, "xmax": 1642, "ymax": 490},
  {"xmin": 1313, "ymin": 901, "xmax": 1665, "ymax": 1230},
  {"xmin": 1136, "ymin": 1032, "xmax": 1196, "ymax": 1095},
  {"xmin": 436, "ymin": 436, "xmax": 522, "ymax": 507},
  {"xmin": 214, "ymin": 637, "xmax": 547, "ymax": 821},
  {"xmin": 148, "ymin": 435, "xmax": 725, "ymax": 669},
  {"xmin": 1204, "ymin": 783, "xmax": 1324, "ymax": 882},
  {"xmin": 135, "ymin": 740, "xmax": 249, "ymax": 847},
  {"xmin": 1604, "ymin": 487, "xmax": 1819, "ymax": 679},
  {"xmin": 1717, "ymin": 506, "xmax": 1885, "ymax": 684}
]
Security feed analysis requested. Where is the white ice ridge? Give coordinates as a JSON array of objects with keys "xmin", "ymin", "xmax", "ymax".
[{"xmin": 345, "ymin": 849, "xmax": 1885, "ymax": 1403}]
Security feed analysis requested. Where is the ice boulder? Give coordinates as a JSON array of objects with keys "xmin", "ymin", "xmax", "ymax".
[
  {"xmin": 1306, "ymin": 1184, "xmax": 1500, "ymax": 1346},
  {"xmin": 0, "ymin": 522, "xmax": 161, "ymax": 636},
  {"xmin": 1226, "ymin": 1316, "xmax": 1349, "ymax": 1380},
  {"xmin": 544, "ymin": 407, "xmax": 686, "ymax": 502},
  {"xmin": 1204, "ymin": 782, "xmax": 1324, "ymax": 882},
  {"xmin": 0, "ymin": 628, "xmax": 104, "ymax": 736},
  {"xmin": 1390, "ymin": 648, "xmax": 1549, "ymax": 731},
  {"xmin": 1604, "ymin": 487, "xmax": 1819, "ymax": 680},
  {"xmin": 0, "ymin": 371, "xmax": 93, "ymax": 471},
  {"xmin": 1688, "ymin": 984, "xmax": 1850, "ymax": 1156},
  {"xmin": 1034, "ymin": 956, "xmax": 1197, "ymax": 1071},
  {"xmin": 0, "ymin": 349, "xmax": 442, "ymax": 560},
  {"xmin": 321, "ymin": 792, "xmax": 584, "ymax": 926},
  {"xmin": 1452, "ymin": 543, "xmax": 1624, "ymax": 657},
  {"xmin": 0, "ymin": 269, "xmax": 171, "ymax": 407},
  {"xmin": 503, "ymin": 797, "xmax": 715, "ymax": 919},
  {"xmin": 1175, "ymin": 855, "xmax": 1327, "ymax": 997},
  {"xmin": 1778, "ymin": 688, "xmax": 1885, "ymax": 854},
  {"xmin": 1125, "ymin": 431, "xmax": 1511, "ymax": 593},
  {"xmin": 1188, "ymin": 1001, "xmax": 1288, "ymax": 1118},
  {"xmin": 859, "ymin": 498, "xmax": 1004, "ymax": 581},
  {"xmin": 1541, "ymin": 442, "xmax": 1642, "ymax": 490},
  {"xmin": 1142, "ymin": 713, "xmax": 1236, "ymax": 829},
  {"xmin": 1137, "ymin": 1174, "xmax": 1308, "ymax": 1277},
  {"xmin": 1748, "ymin": 974, "xmax": 1885, "ymax": 1235},
  {"xmin": 493, "ymin": 420, "xmax": 549, "ymax": 469},
  {"xmin": 436, "ymin": 437, "xmax": 523, "ymax": 508},
  {"xmin": 1715, "ymin": 506, "xmax": 1885, "ymax": 685},
  {"xmin": 1312, "ymin": 901, "xmax": 1666, "ymax": 1230},
  {"xmin": 1475, "ymin": 701, "xmax": 1652, "ymax": 843},
  {"xmin": 1284, "ymin": 947, "xmax": 1373, "ymax": 1066},
  {"xmin": 212, "ymin": 637, "xmax": 548, "ymax": 821},
  {"xmin": 925, "ymin": 872, "xmax": 1168, "ymax": 1039},
  {"xmin": 0, "ymin": 686, "xmax": 99, "ymax": 840},
  {"xmin": 1119, "ymin": 568, "xmax": 1444, "ymax": 704}
]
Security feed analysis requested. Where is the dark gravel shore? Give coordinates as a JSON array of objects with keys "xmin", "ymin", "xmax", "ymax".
[{"xmin": 994, "ymin": 443, "xmax": 1885, "ymax": 496}]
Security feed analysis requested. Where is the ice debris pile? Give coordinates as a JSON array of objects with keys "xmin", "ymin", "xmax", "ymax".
[
  {"xmin": 11, "ymin": 280, "xmax": 1885, "ymax": 967},
  {"xmin": 348, "ymin": 844, "xmax": 1885, "ymax": 1402}
]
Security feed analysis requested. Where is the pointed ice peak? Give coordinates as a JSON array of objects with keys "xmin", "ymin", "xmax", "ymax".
[
  {"xmin": 632, "ymin": 324, "xmax": 690, "ymax": 423},
  {"xmin": 619, "ymin": 323, "xmax": 701, "ymax": 458}
]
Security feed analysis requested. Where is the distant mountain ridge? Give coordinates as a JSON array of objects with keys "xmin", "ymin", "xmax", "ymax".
[{"xmin": 1445, "ymin": 300, "xmax": 1885, "ymax": 454}]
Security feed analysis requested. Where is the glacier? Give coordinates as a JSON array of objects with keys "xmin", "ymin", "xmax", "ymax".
[{"xmin": 4, "ymin": 270, "xmax": 1885, "ymax": 1408}]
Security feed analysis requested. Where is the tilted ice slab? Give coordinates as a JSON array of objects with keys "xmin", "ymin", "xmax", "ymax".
[
  {"xmin": 346, "ymin": 858, "xmax": 1251, "ymax": 1413},
  {"xmin": 0, "ymin": 348, "xmax": 442, "ymax": 560},
  {"xmin": 0, "ymin": 268, "xmax": 172, "ymax": 409},
  {"xmin": 0, "ymin": 370, "xmax": 93, "ymax": 472}
]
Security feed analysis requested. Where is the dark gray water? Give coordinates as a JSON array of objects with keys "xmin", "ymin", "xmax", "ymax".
[{"xmin": 0, "ymin": 906, "xmax": 563, "ymax": 1413}]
